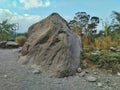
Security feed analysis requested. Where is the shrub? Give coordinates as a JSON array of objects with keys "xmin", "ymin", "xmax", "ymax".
[
  {"xmin": 0, "ymin": 33, "xmax": 8, "ymax": 41},
  {"xmin": 15, "ymin": 35, "xmax": 26, "ymax": 46},
  {"xmin": 89, "ymin": 53, "xmax": 100, "ymax": 62},
  {"xmin": 81, "ymin": 51, "xmax": 87, "ymax": 59},
  {"xmin": 95, "ymin": 51, "xmax": 120, "ymax": 71}
]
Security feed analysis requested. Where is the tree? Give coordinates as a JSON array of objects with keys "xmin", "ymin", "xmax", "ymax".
[
  {"xmin": 68, "ymin": 20, "xmax": 82, "ymax": 35},
  {"xmin": 103, "ymin": 22, "xmax": 112, "ymax": 36},
  {"xmin": 74, "ymin": 12, "xmax": 90, "ymax": 34},
  {"xmin": 111, "ymin": 11, "xmax": 120, "ymax": 41},
  {"xmin": 69, "ymin": 12, "xmax": 99, "ymax": 43},
  {"xmin": 113, "ymin": 11, "xmax": 120, "ymax": 23},
  {"xmin": 0, "ymin": 19, "xmax": 18, "ymax": 41},
  {"xmin": 112, "ymin": 11, "xmax": 120, "ymax": 31}
]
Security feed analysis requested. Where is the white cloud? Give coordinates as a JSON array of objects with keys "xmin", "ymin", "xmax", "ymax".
[
  {"xmin": 0, "ymin": 9, "xmax": 13, "ymax": 20},
  {"xmin": 0, "ymin": 9, "xmax": 41, "ymax": 33},
  {"xmin": 45, "ymin": 0, "xmax": 50, "ymax": 7},
  {"xmin": 19, "ymin": 0, "xmax": 50, "ymax": 9},
  {"xmin": 12, "ymin": 1, "xmax": 17, "ymax": 7}
]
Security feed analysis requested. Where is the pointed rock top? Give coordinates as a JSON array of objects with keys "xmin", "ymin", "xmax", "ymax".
[
  {"xmin": 47, "ymin": 12, "xmax": 65, "ymax": 21},
  {"xmin": 46, "ymin": 12, "xmax": 61, "ymax": 19},
  {"xmin": 50, "ymin": 12, "xmax": 60, "ymax": 16}
]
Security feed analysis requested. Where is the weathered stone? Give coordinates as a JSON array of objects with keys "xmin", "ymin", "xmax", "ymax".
[
  {"xmin": 32, "ymin": 69, "xmax": 41, "ymax": 74},
  {"xmin": 117, "ymin": 72, "xmax": 120, "ymax": 76},
  {"xmin": 93, "ymin": 71, "xmax": 98, "ymax": 75},
  {"xmin": 86, "ymin": 76, "xmax": 97, "ymax": 82},
  {"xmin": 97, "ymin": 82, "xmax": 103, "ymax": 87},
  {"xmin": 19, "ymin": 13, "xmax": 82, "ymax": 77},
  {"xmin": 4, "ymin": 74, "xmax": 8, "ymax": 78},
  {"xmin": 79, "ymin": 71, "xmax": 86, "ymax": 77},
  {"xmin": 77, "ymin": 67, "xmax": 82, "ymax": 73}
]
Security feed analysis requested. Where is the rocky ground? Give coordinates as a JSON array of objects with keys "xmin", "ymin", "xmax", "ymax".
[{"xmin": 0, "ymin": 48, "xmax": 119, "ymax": 90}]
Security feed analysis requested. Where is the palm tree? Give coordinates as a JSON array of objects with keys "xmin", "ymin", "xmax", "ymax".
[
  {"xmin": 111, "ymin": 11, "xmax": 120, "ymax": 40},
  {"xmin": 112, "ymin": 11, "xmax": 120, "ymax": 30},
  {"xmin": 103, "ymin": 22, "xmax": 112, "ymax": 36}
]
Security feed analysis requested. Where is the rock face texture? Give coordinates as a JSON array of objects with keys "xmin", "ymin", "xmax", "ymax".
[{"xmin": 20, "ymin": 13, "xmax": 82, "ymax": 77}]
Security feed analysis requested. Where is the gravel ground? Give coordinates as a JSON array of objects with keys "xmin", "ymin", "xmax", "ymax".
[{"xmin": 0, "ymin": 49, "xmax": 119, "ymax": 90}]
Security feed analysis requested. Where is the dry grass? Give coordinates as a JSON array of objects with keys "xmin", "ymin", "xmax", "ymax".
[{"xmin": 15, "ymin": 35, "xmax": 26, "ymax": 46}]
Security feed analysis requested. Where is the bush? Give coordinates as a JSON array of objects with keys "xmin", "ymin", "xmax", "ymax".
[
  {"xmin": 99, "ymin": 51, "xmax": 120, "ymax": 63},
  {"xmin": 15, "ymin": 35, "xmax": 26, "ymax": 46},
  {"xmin": 0, "ymin": 33, "xmax": 8, "ymax": 41},
  {"xmin": 89, "ymin": 54, "xmax": 100, "ymax": 62},
  {"xmin": 81, "ymin": 51, "xmax": 87, "ymax": 59},
  {"xmin": 93, "ymin": 51, "xmax": 120, "ymax": 71}
]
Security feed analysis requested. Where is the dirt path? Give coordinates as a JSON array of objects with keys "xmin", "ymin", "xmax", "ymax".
[{"xmin": 0, "ymin": 49, "xmax": 119, "ymax": 90}]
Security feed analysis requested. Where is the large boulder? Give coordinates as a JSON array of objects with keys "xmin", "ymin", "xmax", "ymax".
[{"xmin": 19, "ymin": 13, "xmax": 82, "ymax": 77}]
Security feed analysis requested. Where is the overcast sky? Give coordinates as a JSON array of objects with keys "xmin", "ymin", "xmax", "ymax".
[{"xmin": 0, "ymin": 0, "xmax": 120, "ymax": 33}]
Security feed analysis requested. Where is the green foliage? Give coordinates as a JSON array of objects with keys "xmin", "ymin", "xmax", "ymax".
[
  {"xmin": 102, "ymin": 52, "xmax": 120, "ymax": 63},
  {"xmin": 81, "ymin": 51, "xmax": 87, "ymax": 59},
  {"xmin": 69, "ymin": 12, "xmax": 99, "ymax": 36},
  {"xmin": 103, "ymin": 22, "xmax": 112, "ymax": 36},
  {"xmin": 88, "ymin": 51, "xmax": 120, "ymax": 70},
  {"xmin": 0, "ymin": 31, "xmax": 8, "ymax": 41},
  {"xmin": 69, "ymin": 11, "xmax": 120, "ymax": 72},
  {"xmin": 113, "ymin": 11, "xmax": 120, "ymax": 23},
  {"xmin": 0, "ymin": 19, "xmax": 18, "ymax": 41},
  {"xmin": 69, "ymin": 12, "xmax": 100, "ymax": 46},
  {"xmin": 84, "ymin": 50, "xmax": 119, "ymax": 72},
  {"xmin": 89, "ymin": 54, "xmax": 100, "ymax": 62}
]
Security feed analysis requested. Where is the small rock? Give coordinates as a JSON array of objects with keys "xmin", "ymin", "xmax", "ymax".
[
  {"xmin": 31, "ymin": 64, "xmax": 42, "ymax": 70},
  {"xmin": 105, "ymin": 78, "xmax": 110, "ymax": 84},
  {"xmin": 82, "ymin": 60, "xmax": 88, "ymax": 68},
  {"xmin": 92, "ymin": 69, "xmax": 96, "ymax": 72},
  {"xmin": 32, "ymin": 69, "xmax": 41, "ymax": 74},
  {"xmin": 77, "ymin": 67, "xmax": 82, "ymax": 73},
  {"xmin": 86, "ymin": 76, "xmax": 97, "ymax": 82},
  {"xmin": 107, "ymin": 70, "xmax": 112, "ymax": 73},
  {"xmin": 93, "ymin": 72, "xmax": 98, "ymax": 75},
  {"xmin": 117, "ymin": 72, "xmax": 120, "ymax": 76},
  {"xmin": 4, "ymin": 75, "xmax": 8, "ymax": 78},
  {"xmin": 97, "ymin": 82, "xmax": 103, "ymax": 87},
  {"xmin": 79, "ymin": 71, "xmax": 86, "ymax": 77}
]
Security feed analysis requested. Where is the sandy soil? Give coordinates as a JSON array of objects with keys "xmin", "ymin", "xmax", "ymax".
[{"xmin": 0, "ymin": 49, "xmax": 119, "ymax": 90}]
